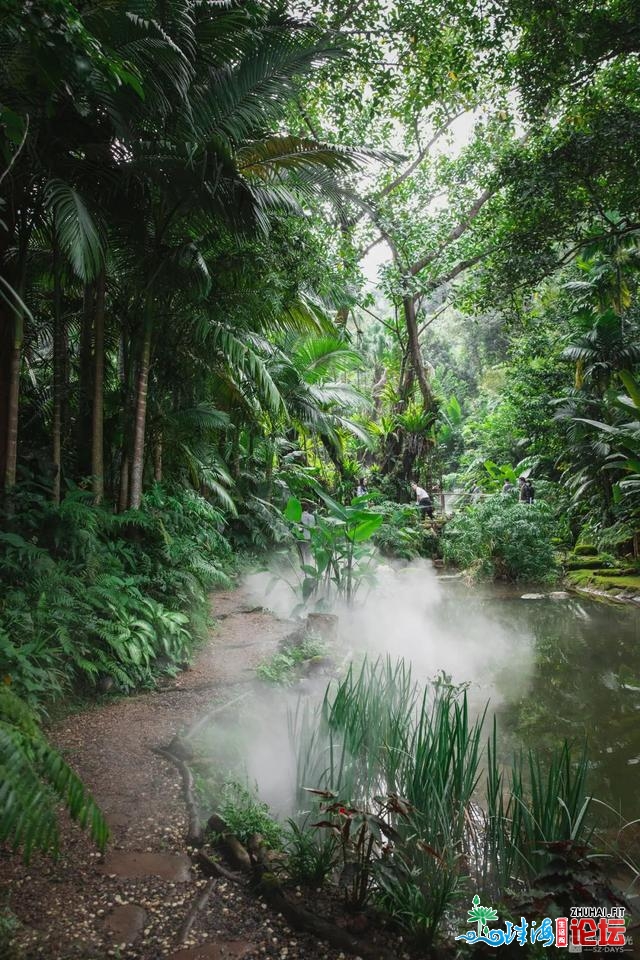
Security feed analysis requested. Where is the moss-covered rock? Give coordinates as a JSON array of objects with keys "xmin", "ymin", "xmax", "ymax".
[
  {"xmin": 564, "ymin": 556, "xmax": 610, "ymax": 570},
  {"xmin": 566, "ymin": 568, "xmax": 640, "ymax": 603},
  {"xmin": 573, "ymin": 544, "xmax": 598, "ymax": 557}
]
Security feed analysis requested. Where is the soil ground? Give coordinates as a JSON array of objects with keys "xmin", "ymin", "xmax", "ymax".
[{"xmin": 0, "ymin": 585, "xmax": 379, "ymax": 960}]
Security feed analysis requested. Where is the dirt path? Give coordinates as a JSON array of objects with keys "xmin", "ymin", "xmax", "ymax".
[{"xmin": 1, "ymin": 584, "xmax": 341, "ymax": 960}]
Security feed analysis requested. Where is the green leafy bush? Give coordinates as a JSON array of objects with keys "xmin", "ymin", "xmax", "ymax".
[
  {"xmin": 283, "ymin": 490, "xmax": 382, "ymax": 607},
  {"xmin": 287, "ymin": 658, "xmax": 596, "ymax": 948},
  {"xmin": 256, "ymin": 637, "xmax": 326, "ymax": 685},
  {"xmin": 371, "ymin": 500, "xmax": 440, "ymax": 560},
  {"xmin": 284, "ymin": 817, "xmax": 338, "ymax": 885},
  {"xmin": 218, "ymin": 780, "xmax": 283, "ymax": 850},
  {"xmin": 441, "ymin": 495, "xmax": 559, "ymax": 581},
  {"xmin": 0, "ymin": 483, "xmax": 234, "ymax": 705}
]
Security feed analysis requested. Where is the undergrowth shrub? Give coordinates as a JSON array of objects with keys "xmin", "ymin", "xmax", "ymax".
[
  {"xmin": 441, "ymin": 495, "xmax": 558, "ymax": 581},
  {"xmin": 0, "ymin": 482, "xmax": 234, "ymax": 706},
  {"xmin": 256, "ymin": 637, "xmax": 326, "ymax": 685},
  {"xmin": 371, "ymin": 500, "xmax": 440, "ymax": 560},
  {"xmin": 218, "ymin": 780, "xmax": 283, "ymax": 850}
]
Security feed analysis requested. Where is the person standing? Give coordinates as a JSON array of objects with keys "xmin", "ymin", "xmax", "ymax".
[
  {"xmin": 356, "ymin": 478, "xmax": 368, "ymax": 497},
  {"xmin": 518, "ymin": 476, "xmax": 535, "ymax": 503},
  {"xmin": 411, "ymin": 481, "xmax": 434, "ymax": 519}
]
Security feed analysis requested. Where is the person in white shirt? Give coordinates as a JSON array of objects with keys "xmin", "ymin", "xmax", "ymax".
[
  {"xmin": 411, "ymin": 481, "xmax": 434, "ymax": 519},
  {"xmin": 356, "ymin": 478, "xmax": 367, "ymax": 497}
]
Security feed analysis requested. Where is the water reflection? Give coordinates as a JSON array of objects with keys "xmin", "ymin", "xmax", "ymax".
[{"xmin": 437, "ymin": 581, "xmax": 640, "ymax": 815}]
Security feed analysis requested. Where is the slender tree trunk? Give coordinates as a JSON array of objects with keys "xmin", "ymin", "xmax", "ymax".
[
  {"xmin": 403, "ymin": 295, "xmax": 434, "ymax": 410},
  {"xmin": 0, "ymin": 308, "xmax": 11, "ymax": 490},
  {"xmin": 265, "ymin": 435, "xmax": 274, "ymax": 501},
  {"xmin": 91, "ymin": 271, "xmax": 105, "ymax": 503},
  {"xmin": 119, "ymin": 455, "xmax": 129, "ymax": 513},
  {"xmin": 229, "ymin": 427, "xmax": 240, "ymax": 481},
  {"xmin": 2, "ymin": 239, "xmax": 27, "ymax": 494},
  {"xmin": 52, "ymin": 234, "xmax": 64, "ymax": 505},
  {"xmin": 153, "ymin": 436, "xmax": 162, "ymax": 483},
  {"xmin": 129, "ymin": 310, "xmax": 152, "ymax": 509},
  {"xmin": 4, "ymin": 327, "xmax": 22, "ymax": 491},
  {"xmin": 117, "ymin": 332, "xmax": 131, "ymax": 512},
  {"xmin": 76, "ymin": 282, "xmax": 95, "ymax": 478}
]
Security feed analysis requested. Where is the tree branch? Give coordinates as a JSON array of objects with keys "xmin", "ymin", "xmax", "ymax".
[{"xmin": 409, "ymin": 187, "xmax": 494, "ymax": 278}]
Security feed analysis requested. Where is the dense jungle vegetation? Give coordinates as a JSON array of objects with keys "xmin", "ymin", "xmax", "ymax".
[{"xmin": 1, "ymin": 0, "xmax": 639, "ymax": 950}]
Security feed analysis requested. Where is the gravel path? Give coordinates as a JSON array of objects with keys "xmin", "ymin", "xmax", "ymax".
[{"xmin": 0, "ymin": 585, "xmax": 363, "ymax": 960}]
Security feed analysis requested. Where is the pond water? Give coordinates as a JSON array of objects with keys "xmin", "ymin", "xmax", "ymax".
[
  {"xmin": 246, "ymin": 565, "xmax": 640, "ymax": 820},
  {"xmin": 435, "ymin": 579, "xmax": 640, "ymax": 817}
]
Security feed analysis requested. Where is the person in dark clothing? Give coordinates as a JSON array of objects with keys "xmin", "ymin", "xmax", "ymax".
[{"xmin": 518, "ymin": 476, "xmax": 534, "ymax": 504}]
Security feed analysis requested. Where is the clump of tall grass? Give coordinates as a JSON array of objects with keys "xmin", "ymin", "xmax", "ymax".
[
  {"xmin": 287, "ymin": 657, "xmax": 594, "ymax": 948},
  {"xmin": 483, "ymin": 722, "xmax": 592, "ymax": 894}
]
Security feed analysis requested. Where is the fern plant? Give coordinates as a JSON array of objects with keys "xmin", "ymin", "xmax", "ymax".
[
  {"xmin": 0, "ymin": 686, "xmax": 108, "ymax": 862},
  {"xmin": 0, "ymin": 483, "xmax": 235, "ymax": 703}
]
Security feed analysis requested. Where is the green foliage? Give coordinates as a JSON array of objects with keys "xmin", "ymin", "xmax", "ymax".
[
  {"xmin": 256, "ymin": 638, "xmax": 326, "ymax": 685},
  {"xmin": 286, "ymin": 657, "xmax": 599, "ymax": 947},
  {"xmin": 441, "ymin": 495, "xmax": 559, "ymax": 581},
  {"xmin": 0, "ymin": 686, "xmax": 108, "ymax": 862},
  {"xmin": 218, "ymin": 780, "xmax": 283, "ymax": 851},
  {"xmin": 284, "ymin": 817, "xmax": 338, "ymax": 886},
  {"xmin": 283, "ymin": 489, "xmax": 382, "ymax": 607},
  {"xmin": 485, "ymin": 729, "xmax": 592, "ymax": 892},
  {"xmin": 0, "ymin": 905, "xmax": 19, "ymax": 959},
  {"xmin": 311, "ymin": 792, "xmax": 406, "ymax": 910},
  {"xmin": 290, "ymin": 659, "xmax": 482, "ymax": 945},
  {"xmin": 371, "ymin": 500, "xmax": 440, "ymax": 560},
  {"xmin": 0, "ymin": 484, "xmax": 233, "ymax": 706}
]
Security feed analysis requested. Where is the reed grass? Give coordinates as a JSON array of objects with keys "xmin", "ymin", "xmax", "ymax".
[{"xmin": 287, "ymin": 656, "xmax": 594, "ymax": 947}]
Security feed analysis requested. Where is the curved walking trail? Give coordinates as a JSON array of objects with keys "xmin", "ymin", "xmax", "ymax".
[{"xmin": 2, "ymin": 585, "xmax": 351, "ymax": 960}]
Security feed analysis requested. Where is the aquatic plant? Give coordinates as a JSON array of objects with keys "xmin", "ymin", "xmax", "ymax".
[
  {"xmin": 283, "ymin": 491, "xmax": 382, "ymax": 607},
  {"xmin": 286, "ymin": 657, "xmax": 596, "ymax": 947}
]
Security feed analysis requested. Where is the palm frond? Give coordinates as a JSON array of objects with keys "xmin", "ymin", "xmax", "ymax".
[
  {"xmin": 46, "ymin": 180, "xmax": 105, "ymax": 281},
  {"xmin": 0, "ymin": 687, "xmax": 108, "ymax": 862}
]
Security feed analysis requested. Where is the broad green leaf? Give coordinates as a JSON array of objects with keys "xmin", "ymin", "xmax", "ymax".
[
  {"xmin": 350, "ymin": 515, "xmax": 383, "ymax": 542},
  {"xmin": 284, "ymin": 497, "xmax": 302, "ymax": 523}
]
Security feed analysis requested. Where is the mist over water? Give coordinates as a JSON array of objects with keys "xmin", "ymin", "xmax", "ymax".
[
  {"xmin": 245, "ymin": 558, "xmax": 535, "ymax": 709},
  {"xmin": 234, "ymin": 559, "xmax": 537, "ymax": 815},
  {"xmin": 211, "ymin": 561, "xmax": 640, "ymax": 816}
]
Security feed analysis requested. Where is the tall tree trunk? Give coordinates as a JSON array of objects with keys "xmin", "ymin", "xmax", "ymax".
[
  {"xmin": 403, "ymin": 295, "xmax": 434, "ymax": 411},
  {"xmin": 91, "ymin": 271, "xmax": 105, "ymax": 503},
  {"xmin": 76, "ymin": 282, "xmax": 95, "ymax": 478},
  {"xmin": 153, "ymin": 436, "xmax": 162, "ymax": 483},
  {"xmin": 129, "ymin": 310, "xmax": 152, "ymax": 509},
  {"xmin": 229, "ymin": 426, "xmax": 241, "ymax": 481},
  {"xmin": 265, "ymin": 435, "xmax": 274, "ymax": 502},
  {"xmin": 4, "ymin": 310, "xmax": 23, "ymax": 492},
  {"xmin": 0, "ymin": 308, "xmax": 11, "ymax": 490},
  {"xmin": 52, "ymin": 234, "xmax": 64, "ymax": 505},
  {"xmin": 118, "ymin": 455, "xmax": 129, "ymax": 513},
  {"xmin": 117, "ymin": 332, "xmax": 131, "ymax": 512},
  {"xmin": 2, "ymin": 240, "xmax": 27, "ymax": 494}
]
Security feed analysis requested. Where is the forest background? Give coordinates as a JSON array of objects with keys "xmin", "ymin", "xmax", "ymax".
[{"xmin": 0, "ymin": 0, "xmax": 639, "ymax": 859}]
